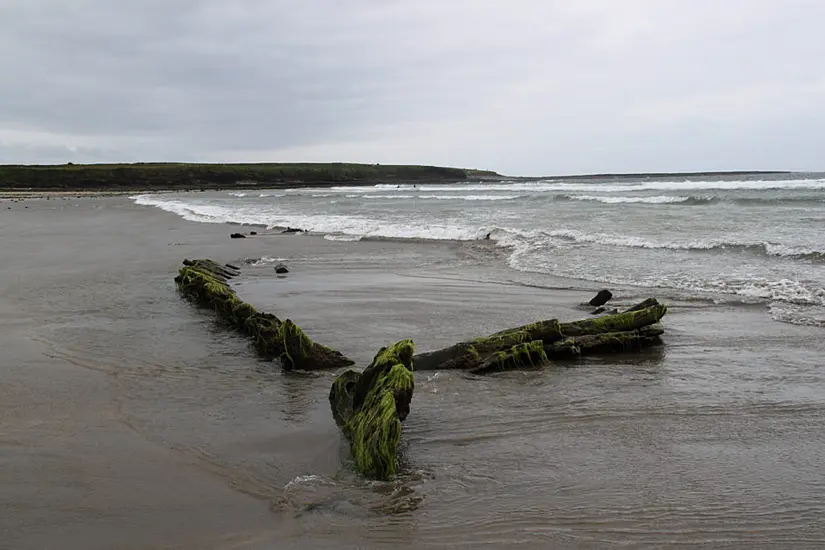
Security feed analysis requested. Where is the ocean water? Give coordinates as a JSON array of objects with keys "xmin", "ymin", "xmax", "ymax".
[
  {"xmin": 134, "ymin": 173, "xmax": 825, "ymax": 326},
  {"xmin": 5, "ymin": 195, "xmax": 825, "ymax": 548}
]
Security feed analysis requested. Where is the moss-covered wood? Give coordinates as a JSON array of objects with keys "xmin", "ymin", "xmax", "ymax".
[
  {"xmin": 559, "ymin": 303, "xmax": 667, "ymax": 337},
  {"xmin": 470, "ymin": 340, "xmax": 548, "ymax": 375},
  {"xmin": 413, "ymin": 299, "xmax": 668, "ymax": 372},
  {"xmin": 175, "ymin": 258, "xmax": 353, "ymax": 370},
  {"xmin": 329, "ymin": 339, "xmax": 415, "ymax": 480},
  {"xmin": 413, "ymin": 319, "xmax": 563, "ymax": 371}
]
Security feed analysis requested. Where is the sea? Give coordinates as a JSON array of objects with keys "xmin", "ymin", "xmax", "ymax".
[
  {"xmin": 3, "ymin": 177, "xmax": 825, "ymax": 548},
  {"xmin": 134, "ymin": 172, "xmax": 825, "ymax": 327}
]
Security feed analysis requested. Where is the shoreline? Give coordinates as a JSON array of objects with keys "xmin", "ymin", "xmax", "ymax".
[{"xmin": 0, "ymin": 162, "xmax": 806, "ymax": 194}]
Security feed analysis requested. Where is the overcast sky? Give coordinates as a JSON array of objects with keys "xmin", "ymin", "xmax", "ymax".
[{"xmin": 2, "ymin": 1, "xmax": 824, "ymax": 175}]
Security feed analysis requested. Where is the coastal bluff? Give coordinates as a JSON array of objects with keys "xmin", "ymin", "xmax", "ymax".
[{"xmin": 0, "ymin": 162, "xmax": 497, "ymax": 192}]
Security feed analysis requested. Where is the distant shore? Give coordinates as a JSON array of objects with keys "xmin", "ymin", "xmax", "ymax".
[
  {"xmin": 0, "ymin": 162, "xmax": 797, "ymax": 193},
  {"xmin": 0, "ymin": 162, "xmax": 492, "ymax": 192}
]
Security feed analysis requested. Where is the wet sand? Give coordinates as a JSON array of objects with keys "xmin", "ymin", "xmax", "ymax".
[{"xmin": 2, "ymin": 196, "xmax": 824, "ymax": 549}]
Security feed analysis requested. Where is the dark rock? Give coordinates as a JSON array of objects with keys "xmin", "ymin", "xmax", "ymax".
[
  {"xmin": 282, "ymin": 227, "xmax": 303, "ymax": 234},
  {"xmin": 274, "ymin": 263, "xmax": 289, "ymax": 274},
  {"xmin": 249, "ymin": 231, "xmax": 257, "ymax": 235},
  {"xmin": 230, "ymin": 233, "xmax": 246, "ymax": 239},
  {"xmin": 590, "ymin": 307, "xmax": 606, "ymax": 315},
  {"xmin": 225, "ymin": 263, "xmax": 240, "ymax": 271},
  {"xmin": 588, "ymin": 289, "xmax": 613, "ymax": 307}
]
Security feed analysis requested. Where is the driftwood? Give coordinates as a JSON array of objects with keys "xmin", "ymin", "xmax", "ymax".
[
  {"xmin": 329, "ymin": 300, "xmax": 668, "ymax": 479},
  {"xmin": 175, "ymin": 259, "xmax": 353, "ymax": 370},
  {"xmin": 413, "ymin": 301, "xmax": 668, "ymax": 374},
  {"xmin": 329, "ymin": 340, "xmax": 415, "ymax": 481},
  {"xmin": 174, "ymin": 259, "xmax": 670, "ymax": 480}
]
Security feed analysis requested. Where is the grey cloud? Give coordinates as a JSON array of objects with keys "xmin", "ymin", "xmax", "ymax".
[{"xmin": 1, "ymin": 0, "xmax": 825, "ymax": 173}]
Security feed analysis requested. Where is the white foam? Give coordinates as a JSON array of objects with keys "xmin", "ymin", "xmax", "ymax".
[
  {"xmin": 505, "ymin": 241, "xmax": 825, "ymax": 307},
  {"xmin": 132, "ymin": 194, "xmax": 273, "ymax": 225},
  {"xmin": 333, "ymin": 177, "xmax": 825, "ymax": 194},
  {"xmin": 281, "ymin": 213, "xmax": 481, "ymax": 240},
  {"xmin": 565, "ymin": 194, "xmax": 693, "ymax": 204},
  {"xmin": 323, "ymin": 234, "xmax": 362, "ymax": 242},
  {"xmin": 540, "ymin": 229, "xmax": 825, "ymax": 259},
  {"xmin": 249, "ymin": 256, "xmax": 290, "ymax": 266},
  {"xmin": 417, "ymin": 194, "xmax": 521, "ymax": 201},
  {"xmin": 228, "ymin": 191, "xmax": 285, "ymax": 198},
  {"xmin": 284, "ymin": 475, "xmax": 331, "ymax": 490},
  {"xmin": 768, "ymin": 303, "xmax": 825, "ymax": 327},
  {"xmin": 133, "ymin": 194, "xmax": 487, "ymax": 240},
  {"xmin": 360, "ymin": 194, "xmax": 417, "ymax": 199},
  {"xmin": 763, "ymin": 243, "xmax": 825, "ymax": 259},
  {"xmin": 353, "ymin": 193, "xmax": 519, "ymax": 201},
  {"xmin": 133, "ymin": 194, "xmax": 825, "ymax": 261}
]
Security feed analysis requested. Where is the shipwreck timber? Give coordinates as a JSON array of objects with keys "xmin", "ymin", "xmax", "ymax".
[
  {"xmin": 329, "ymin": 339, "xmax": 415, "ymax": 481},
  {"xmin": 174, "ymin": 258, "xmax": 353, "ymax": 370},
  {"xmin": 411, "ymin": 301, "xmax": 667, "ymax": 374},
  {"xmin": 174, "ymin": 259, "xmax": 669, "ymax": 480}
]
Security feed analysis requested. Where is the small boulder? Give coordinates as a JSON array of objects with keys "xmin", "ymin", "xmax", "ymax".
[
  {"xmin": 230, "ymin": 233, "xmax": 246, "ymax": 239},
  {"xmin": 274, "ymin": 263, "xmax": 289, "ymax": 274},
  {"xmin": 588, "ymin": 289, "xmax": 613, "ymax": 307},
  {"xmin": 250, "ymin": 231, "xmax": 257, "ymax": 235},
  {"xmin": 282, "ymin": 227, "xmax": 303, "ymax": 234}
]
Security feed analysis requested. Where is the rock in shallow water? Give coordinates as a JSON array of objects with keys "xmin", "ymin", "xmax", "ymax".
[
  {"xmin": 230, "ymin": 232, "xmax": 246, "ymax": 239},
  {"xmin": 275, "ymin": 263, "xmax": 289, "ymax": 274},
  {"xmin": 589, "ymin": 289, "xmax": 613, "ymax": 307}
]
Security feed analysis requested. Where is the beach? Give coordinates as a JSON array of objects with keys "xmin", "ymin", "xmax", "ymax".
[{"xmin": 2, "ymin": 195, "xmax": 824, "ymax": 549}]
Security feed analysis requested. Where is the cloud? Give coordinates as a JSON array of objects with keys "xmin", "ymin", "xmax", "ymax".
[{"xmin": 1, "ymin": 0, "xmax": 824, "ymax": 174}]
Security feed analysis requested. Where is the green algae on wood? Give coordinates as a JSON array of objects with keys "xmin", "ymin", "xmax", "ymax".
[
  {"xmin": 412, "ymin": 300, "xmax": 668, "ymax": 373},
  {"xmin": 414, "ymin": 319, "xmax": 562, "ymax": 372},
  {"xmin": 560, "ymin": 303, "xmax": 667, "ymax": 337},
  {"xmin": 471, "ymin": 340, "xmax": 548, "ymax": 375},
  {"xmin": 566, "ymin": 324, "xmax": 665, "ymax": 356},
  {"xmin": 329, "ymin": 339, "xmax": 415, "ymax": 480},
  {"xmin": 175, "ymin": 259, "xmax": 353, "ymax": 370}
]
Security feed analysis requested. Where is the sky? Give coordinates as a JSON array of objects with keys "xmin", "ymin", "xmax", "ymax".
[{"xmin": 1, "ymin": 0, "xmax": 824, "ymax": 176}]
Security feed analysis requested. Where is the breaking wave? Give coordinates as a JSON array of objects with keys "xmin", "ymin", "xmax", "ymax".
[
  {"xmin": 334, "ymin": 177, "xmax": 825, "ymax": 194},
  {"xmin": 554, "ymin": 194, "xmax": 717, "ymax": 205},
  {"xmin": 542, "ymin": 229, "xmax": 825, "ymax": 262},
  {"xmin": 358, "ymin": 193, "xmax": 522, "ymax": 201},
  {"xmin": 132, "ymin": 193, "xmax": 486, "ymax": 241},
  {"xmin": 132, "ymin": 190, "xmax": 825, "ymax": 310}
]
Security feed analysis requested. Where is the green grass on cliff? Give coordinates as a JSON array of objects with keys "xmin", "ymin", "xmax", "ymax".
[{"xmin": 0, "ymin": 162, "xmax": 492, "ymax": 191}]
